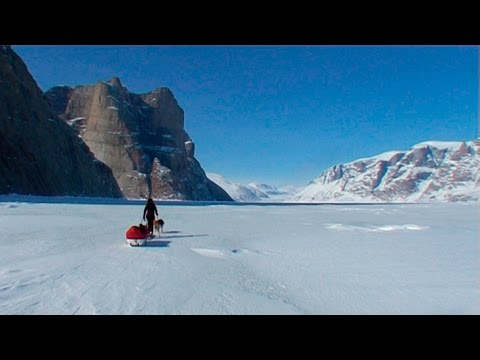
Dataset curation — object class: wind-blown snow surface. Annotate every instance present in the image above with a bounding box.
[0,198,478,314]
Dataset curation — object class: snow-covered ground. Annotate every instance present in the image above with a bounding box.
[0,197,478,314]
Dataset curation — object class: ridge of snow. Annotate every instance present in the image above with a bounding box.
[413,140,466,150]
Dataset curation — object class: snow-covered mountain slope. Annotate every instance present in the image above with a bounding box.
[248,183,284,196]
[206,173,269,201]
[206,174,297,202]
[292,140,480,203]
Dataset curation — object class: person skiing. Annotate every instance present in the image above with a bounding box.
[143,197,158,236]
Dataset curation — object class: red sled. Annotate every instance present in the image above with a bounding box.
[125,224,149,246]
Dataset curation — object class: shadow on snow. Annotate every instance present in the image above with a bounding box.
[145,240,171,247]
[156,234,209,240]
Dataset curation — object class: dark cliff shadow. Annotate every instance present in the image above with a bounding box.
[145,240,171,247]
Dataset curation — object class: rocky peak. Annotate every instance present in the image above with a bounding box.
[450,141,471,160]
[141,86,184,132]
[403,145,437,167]
[109,76,123,89]
[46,77,231,201]
[105,76,129,102]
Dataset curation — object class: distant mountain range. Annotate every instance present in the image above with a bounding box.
[292,140,480,202]
[206,173,297,202]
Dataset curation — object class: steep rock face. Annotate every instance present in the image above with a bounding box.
[0,46,122,197]
[46,78,232,201]
[292,141,480,202]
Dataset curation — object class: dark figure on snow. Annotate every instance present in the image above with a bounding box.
[143,197,158,236]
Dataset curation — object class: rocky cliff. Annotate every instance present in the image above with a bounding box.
[46,77,232,201]
[292,140,480,202]
[0,45,122,197]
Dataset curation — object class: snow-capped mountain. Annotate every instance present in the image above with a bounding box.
[247,183,284,196]
[292,140,480,203]
[247,183,297,201]
[207,174,297,202]
[206,173,268,201]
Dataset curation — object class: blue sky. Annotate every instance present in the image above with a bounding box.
[13,45,478,187]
